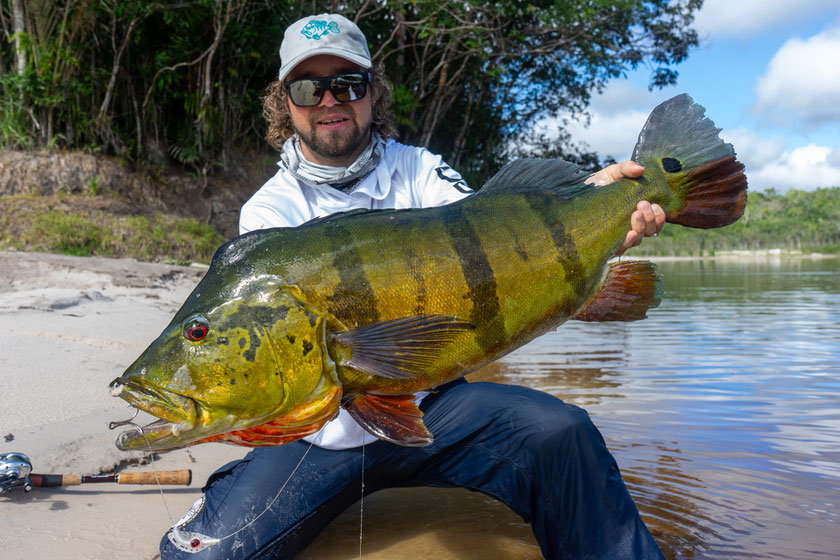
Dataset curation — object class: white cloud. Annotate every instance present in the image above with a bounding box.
[563,109,650,161]
[693,0,840,40]
[720,128,785,169]
[543,81,675,160]
[723,129,840,190]
[526,81,840,191]
[753,27,840,127]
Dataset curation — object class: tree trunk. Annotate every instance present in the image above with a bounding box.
[12,0,27,74]
[98,16,138,123]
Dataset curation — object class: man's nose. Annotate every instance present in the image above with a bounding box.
[319,89,339,107]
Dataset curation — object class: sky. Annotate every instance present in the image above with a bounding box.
[541,0,840,192]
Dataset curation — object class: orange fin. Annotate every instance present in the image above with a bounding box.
[196,421,326,447]
[573,260,662,322]
[191,384,341,448]
[667,154,748,229]
[330,314,474,379]
[343,393,433,446]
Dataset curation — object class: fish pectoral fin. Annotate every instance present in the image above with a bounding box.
[329,314,474,379]
[573,260,663,322]
[343,393,433,446]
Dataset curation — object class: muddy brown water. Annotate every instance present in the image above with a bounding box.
[300,257,840,559]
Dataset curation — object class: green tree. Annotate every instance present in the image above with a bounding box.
[1,0,703,186]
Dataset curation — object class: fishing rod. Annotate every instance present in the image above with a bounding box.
[0,452,191,494]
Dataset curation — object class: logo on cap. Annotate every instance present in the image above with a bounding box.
[301,20,340,40]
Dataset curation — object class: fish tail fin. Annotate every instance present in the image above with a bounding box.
[632,94,748,229]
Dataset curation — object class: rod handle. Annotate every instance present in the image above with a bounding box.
[30,474,71,487]
[119,470,192,486]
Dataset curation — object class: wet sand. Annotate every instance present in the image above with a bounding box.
[0,251,540,559]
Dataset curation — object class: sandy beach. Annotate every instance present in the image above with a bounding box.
[0,250,539,560]
[0,251,249,558]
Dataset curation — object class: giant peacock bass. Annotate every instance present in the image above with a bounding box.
[110,94,747,451]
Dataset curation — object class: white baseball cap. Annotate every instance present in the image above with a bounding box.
[278,14,372,83]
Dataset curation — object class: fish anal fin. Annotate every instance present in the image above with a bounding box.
[330,314,474,380]
[574,261,662,322]
[196,422,323,447]
[343,393,433,447]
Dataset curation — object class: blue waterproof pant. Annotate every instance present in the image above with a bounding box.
[161,380,663,559]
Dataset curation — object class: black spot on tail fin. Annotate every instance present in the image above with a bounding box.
[633,94,748,229]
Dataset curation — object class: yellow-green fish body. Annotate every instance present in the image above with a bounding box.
[110,94,747,450]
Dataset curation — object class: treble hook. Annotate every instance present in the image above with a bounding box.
[108,407,139,430]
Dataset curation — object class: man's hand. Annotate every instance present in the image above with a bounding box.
[586,160,665,256]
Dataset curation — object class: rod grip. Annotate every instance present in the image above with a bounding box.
[118,470,192,486]
[30,474,70,487]
[62,474,82,486]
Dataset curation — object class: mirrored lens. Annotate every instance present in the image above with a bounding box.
[286,73,369,107]
[287,80,323,107]
[331,75,367,103]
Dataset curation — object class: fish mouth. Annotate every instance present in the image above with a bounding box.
[109,378,198,451]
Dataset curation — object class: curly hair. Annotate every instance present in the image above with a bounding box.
[263,65,398,152]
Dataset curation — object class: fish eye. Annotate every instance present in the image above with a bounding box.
[183,317,210,342]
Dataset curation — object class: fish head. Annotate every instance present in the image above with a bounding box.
[109,276,338,451]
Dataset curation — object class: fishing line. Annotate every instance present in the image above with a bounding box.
[113,414,313,554]
[359,441,365,558]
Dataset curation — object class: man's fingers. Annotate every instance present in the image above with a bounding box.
[638,201,657,237]
[619,161,645,179]
[652,203,665,234]
[616,230,638,256]
[630,209,646,241]
[586,160,645,186]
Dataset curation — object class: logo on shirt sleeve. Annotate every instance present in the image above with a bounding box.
[434,165,473,194]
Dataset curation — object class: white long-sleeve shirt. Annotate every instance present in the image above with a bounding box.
[239,138,472,449]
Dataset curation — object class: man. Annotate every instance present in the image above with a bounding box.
[162,13,665,559]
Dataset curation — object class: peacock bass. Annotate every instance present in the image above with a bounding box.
[110,94,747,451]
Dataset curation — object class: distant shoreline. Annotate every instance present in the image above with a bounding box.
[637,249,840,262]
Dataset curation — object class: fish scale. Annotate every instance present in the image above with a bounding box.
[110,94,747,450]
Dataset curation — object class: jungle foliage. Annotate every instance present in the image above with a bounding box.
[0,0,702,185]
[0,192,225,262]
[629,187,840,256]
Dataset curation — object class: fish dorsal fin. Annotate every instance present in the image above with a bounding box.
[573,260,662,322]
[329,314,475,379]
[479,158,594,199]
[343,392,433,446]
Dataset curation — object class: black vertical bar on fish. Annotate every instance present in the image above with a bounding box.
[441,205,506,353]
[323,222,381,326]
[390,211,428,317]
[525,195,590,315]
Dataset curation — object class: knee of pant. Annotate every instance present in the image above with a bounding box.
[521,402,606,463]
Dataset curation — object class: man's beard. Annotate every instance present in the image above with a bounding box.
[294,116,371,161]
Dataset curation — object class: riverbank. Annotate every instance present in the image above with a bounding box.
[640,248,840,262]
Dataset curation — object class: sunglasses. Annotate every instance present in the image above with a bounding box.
[284,72,370,107]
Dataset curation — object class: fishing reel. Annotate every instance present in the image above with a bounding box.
[0,452,34,493]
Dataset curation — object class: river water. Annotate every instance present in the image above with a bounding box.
[303,257,840,559]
